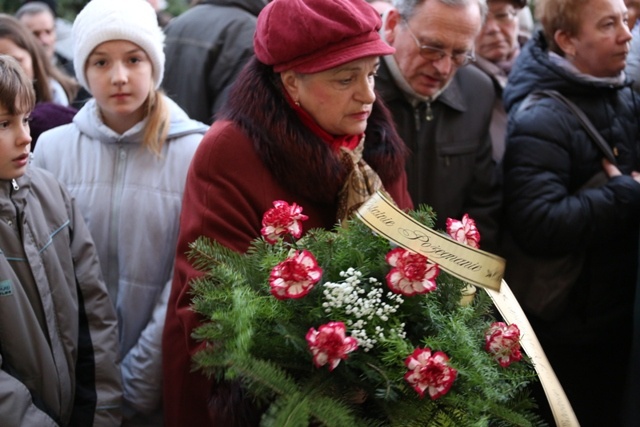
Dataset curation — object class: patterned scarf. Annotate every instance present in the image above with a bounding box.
[335,136,389,224]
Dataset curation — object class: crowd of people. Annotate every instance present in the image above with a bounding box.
[0,0,639,425]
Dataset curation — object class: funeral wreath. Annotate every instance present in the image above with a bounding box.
[187,201,545,426]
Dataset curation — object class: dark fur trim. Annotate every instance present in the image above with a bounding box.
[219,58,408,204]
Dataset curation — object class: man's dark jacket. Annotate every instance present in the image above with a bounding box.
[376,61,501,251]
[162,0,266,124]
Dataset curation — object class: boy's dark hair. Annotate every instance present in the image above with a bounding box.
[0,55,36,115]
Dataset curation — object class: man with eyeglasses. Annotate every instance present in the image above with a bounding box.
[472,0,529,162]
[377,0,501,252]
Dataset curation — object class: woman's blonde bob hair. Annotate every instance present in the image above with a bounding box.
[535,0,590,55]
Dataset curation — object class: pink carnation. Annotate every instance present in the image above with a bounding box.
[385,247,439,296]
[269,250,322,300]
[404,347,457,399]
[446,213,481,249]
[261,200,308,244]
[306,322,358,371]
[485,322,523,368]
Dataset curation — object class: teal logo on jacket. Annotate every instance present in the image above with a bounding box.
[0,280,12,296]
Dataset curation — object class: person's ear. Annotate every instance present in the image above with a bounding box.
[280,70,300,101]
[554,29,577,58]
[385,8,402,45]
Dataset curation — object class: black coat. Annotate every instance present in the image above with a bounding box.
[503,30,640,310]
[502,30,640,425]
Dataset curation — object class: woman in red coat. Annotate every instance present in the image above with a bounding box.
[162,0,413,424]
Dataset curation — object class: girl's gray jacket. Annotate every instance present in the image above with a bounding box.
[0,167,122,426]
[33,96,208,417]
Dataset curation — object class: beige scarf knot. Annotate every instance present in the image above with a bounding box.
[336,136,390,224]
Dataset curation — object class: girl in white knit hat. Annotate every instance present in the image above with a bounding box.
[32,0,208,425]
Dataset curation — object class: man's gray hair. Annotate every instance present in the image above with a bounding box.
[15,1,55,20]
[393,0,488,22]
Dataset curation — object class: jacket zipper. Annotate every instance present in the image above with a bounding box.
[9,179,22,239]
[106,146,127,301]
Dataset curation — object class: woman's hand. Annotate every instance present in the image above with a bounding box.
[602,158,640,183]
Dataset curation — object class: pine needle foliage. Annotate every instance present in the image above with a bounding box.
[189,205,546,426]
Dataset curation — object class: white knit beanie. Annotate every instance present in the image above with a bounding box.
[72,0,165,92]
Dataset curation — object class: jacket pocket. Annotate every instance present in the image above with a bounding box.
[438,140,479,167]
[438,140,478,156]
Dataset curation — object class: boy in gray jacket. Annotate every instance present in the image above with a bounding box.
[0,54,122,426]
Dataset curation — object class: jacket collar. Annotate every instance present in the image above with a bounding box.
[73,97,208,145]
[0,169,31,215]
[472,56,509,90]
[548,51,626,86]
[73,99,146,145]
[377,59,467,112]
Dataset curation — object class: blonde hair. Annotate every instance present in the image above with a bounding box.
[143,87,170,156]
[535,0,590,55]
[0,54,35,114]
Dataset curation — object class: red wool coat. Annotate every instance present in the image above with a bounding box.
[162,58,412,427]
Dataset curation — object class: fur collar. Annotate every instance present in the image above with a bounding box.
[219,58,407,204]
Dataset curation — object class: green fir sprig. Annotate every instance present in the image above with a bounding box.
[189,205,545,427]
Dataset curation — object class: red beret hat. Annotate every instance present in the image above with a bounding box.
[254,0,395,74]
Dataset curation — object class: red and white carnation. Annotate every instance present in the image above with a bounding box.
[306,321,358,371]
[261,200,309,244]
[404,347,457,400]
[446,213,481,249]
[485,322,522,368]
[385,248,439,296]
[269,250,322,300]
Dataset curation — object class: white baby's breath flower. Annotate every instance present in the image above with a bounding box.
[322,268,406,351]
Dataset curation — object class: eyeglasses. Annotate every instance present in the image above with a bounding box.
[487,8,518,24]
[403,19,475,67]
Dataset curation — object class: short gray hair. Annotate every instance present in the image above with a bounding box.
[15,2,55,20]
[393,0,488,23]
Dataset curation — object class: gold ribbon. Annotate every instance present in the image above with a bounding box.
[486,281,580,426]
[357,192,504,291]
[356,191,579,427]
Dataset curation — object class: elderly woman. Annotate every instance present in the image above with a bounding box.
[472,0,528,161]
[161,0,412,425]
[501,0,640,424]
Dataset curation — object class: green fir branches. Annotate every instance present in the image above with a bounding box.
[188,206,545,426]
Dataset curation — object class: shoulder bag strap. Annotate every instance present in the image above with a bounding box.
[534,89,618,165]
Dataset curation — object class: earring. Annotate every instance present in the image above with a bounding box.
[295,100,300,107]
